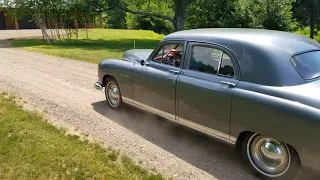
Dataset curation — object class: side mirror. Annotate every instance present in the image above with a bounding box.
[140,60,149,66]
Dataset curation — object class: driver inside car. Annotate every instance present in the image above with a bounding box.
[154,48,182,67]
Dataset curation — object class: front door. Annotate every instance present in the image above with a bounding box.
[133,41,186,119]
[177,42,239,137]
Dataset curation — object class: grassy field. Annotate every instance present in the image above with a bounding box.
[0,92,163,180]
[12,29,164,64]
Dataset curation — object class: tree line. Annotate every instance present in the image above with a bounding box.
[1,0,319,42]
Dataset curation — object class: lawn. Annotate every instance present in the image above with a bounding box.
[12,29,164,64]
[0,92,163,180]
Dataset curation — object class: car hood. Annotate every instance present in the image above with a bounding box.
[122,49,153,63]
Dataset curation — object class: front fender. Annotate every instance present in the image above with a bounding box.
[98,59,137,100]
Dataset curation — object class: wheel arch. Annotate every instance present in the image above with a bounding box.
[102,74,116,86]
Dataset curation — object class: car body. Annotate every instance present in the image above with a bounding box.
[95,28,320,179]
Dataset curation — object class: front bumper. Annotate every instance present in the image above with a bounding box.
[94,82,103,90]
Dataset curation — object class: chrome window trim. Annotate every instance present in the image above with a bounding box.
[122,96,237,145]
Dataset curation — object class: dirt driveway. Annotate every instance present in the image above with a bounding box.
[0,40,260,180]
[0,29,43,40]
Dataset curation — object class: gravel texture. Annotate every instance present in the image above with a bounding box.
[0,37,259,180]
[0,29,43,40]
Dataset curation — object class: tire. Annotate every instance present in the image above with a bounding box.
[104,78,122,108]
[241,133,301,180]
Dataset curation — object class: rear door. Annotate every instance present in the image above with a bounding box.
[177,42,239,137]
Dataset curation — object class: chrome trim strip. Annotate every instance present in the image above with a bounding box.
[178,117,235,144]
[123,96,176,120]
[122,96,236,145]
[134,100,176,120]
[122,96,134,104]
[230,136,237,143]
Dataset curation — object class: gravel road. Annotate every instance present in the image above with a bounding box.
[0,40,259,180]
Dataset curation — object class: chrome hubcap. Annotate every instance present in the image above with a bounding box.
[107,83,120,107]
[248,134,291,177]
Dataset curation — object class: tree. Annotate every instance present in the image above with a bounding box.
[115,0,194,31]
[238,0,296,31]
[293,0,320,39]
[3,0,101,42]
[124,0,173,33]
[186,0,251,29]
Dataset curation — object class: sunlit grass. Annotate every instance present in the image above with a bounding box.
[293,27,320,42]
[0,92,164,180]
[12,29,164,64]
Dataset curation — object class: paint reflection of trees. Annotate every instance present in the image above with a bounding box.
[190,59,234,76]
[190,58,217,74]
[219,65,234,77]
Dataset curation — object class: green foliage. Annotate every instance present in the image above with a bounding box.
[186,0,251,29]
[107,7,127,29]
[292,0,320,38]
[294,27,320,42]
[293,0,320,27]
[126,13,173,34]
[186,0,296,31]
[245,0,296,31]
[123,0,174,34]
[0,93,164,180]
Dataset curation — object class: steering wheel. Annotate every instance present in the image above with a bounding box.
[163,49,181,67]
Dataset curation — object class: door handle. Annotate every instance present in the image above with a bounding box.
[169,69,180,74]
[220,81,236,88]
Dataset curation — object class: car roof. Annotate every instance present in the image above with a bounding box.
[164,28,320,55]
[164,28,320,86]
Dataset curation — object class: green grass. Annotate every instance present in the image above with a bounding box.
[0,92,163,180]
[12,29,164,64]
[293,27,320,42]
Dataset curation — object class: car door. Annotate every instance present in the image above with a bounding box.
[177,42,239,138]
[133,41,186,120]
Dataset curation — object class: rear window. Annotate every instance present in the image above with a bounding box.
[290,51,320,80]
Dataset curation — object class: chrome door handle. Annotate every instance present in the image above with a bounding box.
[220,81,236,88]
[169,69,180,75]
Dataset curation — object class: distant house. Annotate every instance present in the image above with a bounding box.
[0,8,37,30]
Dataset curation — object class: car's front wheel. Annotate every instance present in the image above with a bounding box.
[241,133,300,180]
[105,78,122,108]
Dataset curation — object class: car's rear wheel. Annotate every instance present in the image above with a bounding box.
[241,133,300,180]
[105,78,122,108]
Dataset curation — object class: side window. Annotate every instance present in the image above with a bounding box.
[219,53,235,77]
[152,43,184,67]
[190,46,222,75]
[189,45,235,78]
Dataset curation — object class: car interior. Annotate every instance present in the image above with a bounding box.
[153,44,184,67]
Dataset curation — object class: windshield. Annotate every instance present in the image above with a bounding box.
[290,51,320,80]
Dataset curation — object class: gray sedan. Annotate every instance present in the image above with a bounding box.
[94,28,320,179]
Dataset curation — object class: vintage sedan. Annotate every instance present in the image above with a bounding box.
[94,28,320,179]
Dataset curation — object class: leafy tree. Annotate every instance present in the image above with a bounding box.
[246,0,296,31]
[293,0,320,38]
[114,0,194,31]
[186,0,251,29]
[124,0,173,33]
[186,0,295,31]
[107,7,127,29]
